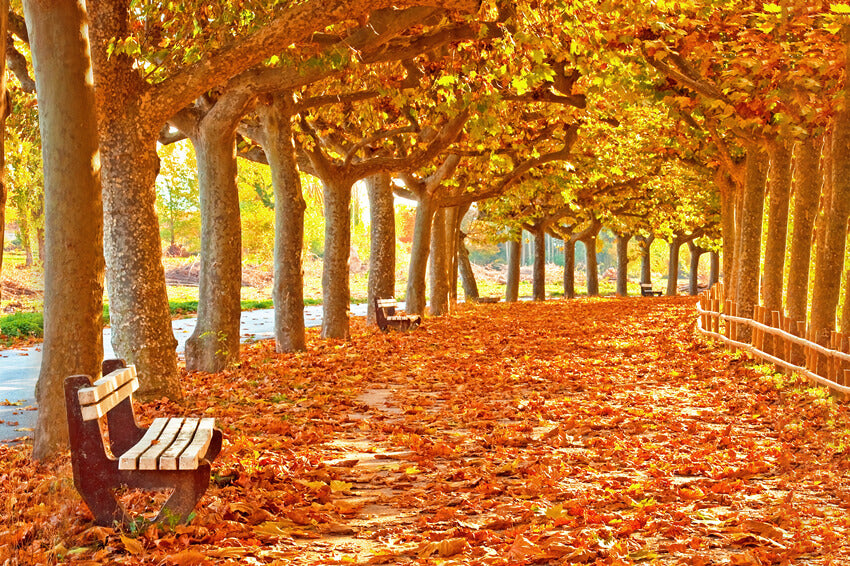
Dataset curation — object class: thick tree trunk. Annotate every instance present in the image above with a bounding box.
[709,251,720,287]
[563,238,576,299]
[19,211,33,266]
[761,138,792,314]
[810,87,850,344]
[261,95,306,352]
[185,102,247,372]
[532,227,546,301]
[582,231,600,297]
[405,196,434,315]
[25,0,105,459]
[36,227,45,265]
[666,239,682,296]
[615,233,630,296]
[366,172,395,325]
[429,208,449,316]
[444,206,461,309]
[715,170,737,294]
[458,232,479,302]
[636,234,654,285]
[735,144,770,335]
[505,237,521,302]
[786,137,821,325]
[687,241,704,296]
[321,177,352,339]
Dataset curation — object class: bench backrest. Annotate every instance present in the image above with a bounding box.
[376,299,397,309]
[639,283,652,289]
[77,365,139,421]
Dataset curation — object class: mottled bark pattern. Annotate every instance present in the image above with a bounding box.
[636,235,654,286]
[429,208,449,316]
[709,251,720,287]
[322,178,352,339]
[185,100,248,372]
[715,171,738,296]
[563,239,576,299]
[735,145,769,330]
[687,242,704,296]
[25,0,105,459]
[761,139,792,314]
[506,238,521,302]
[615,233,631,297]
[405,196,434,315]
[532,228,546,301]
[666,239,682,297]
[786,137,821,324]
[260,96,306,352]
[580,224,601,297]
[458,233,479,302]
[810,52,850,343]
[366,172,395,325]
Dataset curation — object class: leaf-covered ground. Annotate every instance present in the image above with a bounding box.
[3,297,850,565]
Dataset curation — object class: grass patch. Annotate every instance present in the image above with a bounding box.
[0,312,43,338]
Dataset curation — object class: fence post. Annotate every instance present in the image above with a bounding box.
[771,311,782,362]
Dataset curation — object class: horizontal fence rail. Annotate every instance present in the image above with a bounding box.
[696,283,850,398]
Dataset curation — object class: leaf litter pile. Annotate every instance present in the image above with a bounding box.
[3,297,850,565]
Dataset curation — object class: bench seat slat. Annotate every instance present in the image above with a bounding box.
[138,418,184,470]
[158,418,200,470]
[79,378,140,421]
[179,418,216,470]
[77,366,137,406]
[118,418,169,470]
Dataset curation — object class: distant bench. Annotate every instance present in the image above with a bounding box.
[374,298,421,331]
[64,359,222,526]
[640,283,662,297]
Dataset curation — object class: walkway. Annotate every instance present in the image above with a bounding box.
[0,302,370,442]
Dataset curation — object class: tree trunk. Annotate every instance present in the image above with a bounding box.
[810,84,850,344]
[18,210,33,266]
[321,177,352,339]
[687,241,704,296]
[735,144,769,330]
[25,0,105,459]
[761,138,792,315]
[261,95,306,352]
[715,170,737,295]
[0,0,5,300]
[786,137,821,325]
[506,237,521,302]
[36,227,45,265]
[636,234,654,285]
[582,231,600,297]
[615,233,630,296]
[444,206,461,309]
[185,98,249,373]
[532,227,546,301]
[429,207,449,316]
[366,171,395,325]
[563,238,576,299]
[842,266,850,336]
[709,251,719,287]
[89,4,179,402]
[666,239,681,296]
[405,195,434,315]
[458,232,479,302]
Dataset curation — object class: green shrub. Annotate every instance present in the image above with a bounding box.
[0,312,44,338]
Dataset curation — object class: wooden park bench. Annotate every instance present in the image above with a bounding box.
[640,283,663,297]
[375,298,421,331]
[64,359,222,526]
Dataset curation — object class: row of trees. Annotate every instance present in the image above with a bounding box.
[10,1,850,459]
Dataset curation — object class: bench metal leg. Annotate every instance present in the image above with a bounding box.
[77,478,133,527]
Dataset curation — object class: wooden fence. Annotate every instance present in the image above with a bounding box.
[696,283,850,398]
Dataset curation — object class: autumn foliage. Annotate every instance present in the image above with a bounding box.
[3,299,850,565]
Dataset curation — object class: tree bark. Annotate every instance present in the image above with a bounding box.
[444,206,461,309]
[260,95,306,352]
[405,195,434,315]
[709,251,719,287]
[810,73,850,344]
[185,95,251,373]
[563,238,576,299]
[735,144,770,332]
[429,207,449,315]
[580,225,601,297]
[666,238,682,296]
[761,138,793,315]
[458,231,479,302]
[321,176,352,339]
[18,210,33,266]
[505,237,521,302]
[786,137,821,325]
[25,0,105,459]
[636,234,654,285]
[366,171,395,325]
[715,170,738,295]
[615,233,630,296]
[532,226,546,301]
[0,0,5,301]
[687,241,704,296]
